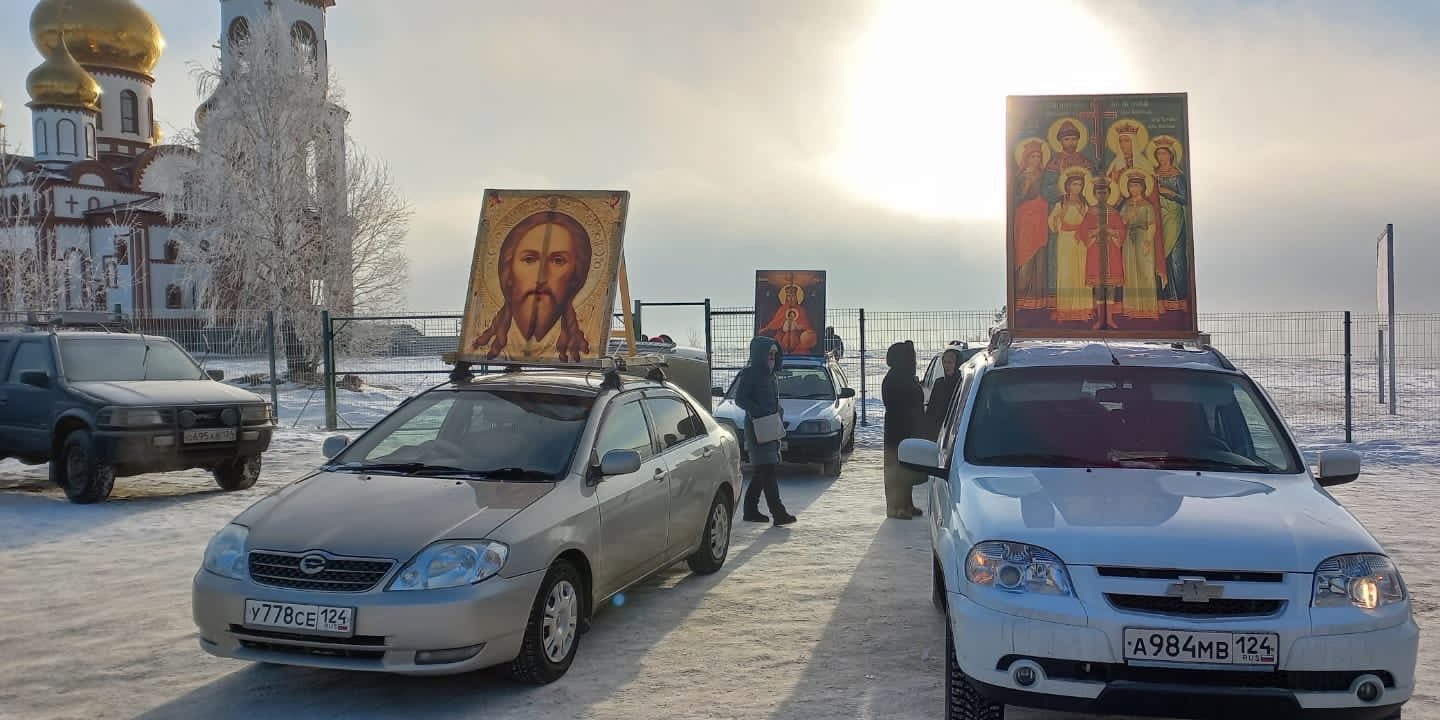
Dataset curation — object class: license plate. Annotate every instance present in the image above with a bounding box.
[244,600,354,636]
[1124,628,1278,665]
[184,427,237,444]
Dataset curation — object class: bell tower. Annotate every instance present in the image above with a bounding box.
[220,0,334,79]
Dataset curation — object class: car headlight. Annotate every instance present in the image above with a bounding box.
[202,524,249,580]
[387,540,508,591]
[1313,553,1406,609]
[242,403,273,424]
[796,419,840,434]
[965,541,1072,596]
[98,407,170,427]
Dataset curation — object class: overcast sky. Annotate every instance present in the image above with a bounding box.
[2,0,1435,315]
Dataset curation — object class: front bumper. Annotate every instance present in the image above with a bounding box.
[781,430,843,463]
[96,424,273,474]
[947,589,1418,719]
[192,565,545,676]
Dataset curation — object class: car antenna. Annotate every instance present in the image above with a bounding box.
[1102,339,1121,366]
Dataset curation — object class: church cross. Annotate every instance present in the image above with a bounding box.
[1076,100,1118,164]
[66,195,79,213]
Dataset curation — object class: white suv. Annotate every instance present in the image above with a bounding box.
[900,335,1417,720]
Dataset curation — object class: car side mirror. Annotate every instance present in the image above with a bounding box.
[898,438,945,477]
[19,370,50,389]
[206,369,225,381]
[712,386,724,396]
[599,449,642,477]
[321,434,351,459]
[838,387,856,399]
[1315,448,1361,487]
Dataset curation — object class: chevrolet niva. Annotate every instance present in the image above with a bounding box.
[901,335,1417,720]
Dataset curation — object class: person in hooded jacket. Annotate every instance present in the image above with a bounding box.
[924,347,964,438]
[882,340,926,519]
[733,336,797,526]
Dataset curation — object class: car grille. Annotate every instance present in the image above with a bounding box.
[248,551,394,592]
[178,406,236,429]
[1096,566,1285,583]
[1106,593,1285,617]
[995,655,1395,691]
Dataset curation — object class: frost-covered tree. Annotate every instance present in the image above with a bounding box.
[175,9,410,380]
[0,148,69,316]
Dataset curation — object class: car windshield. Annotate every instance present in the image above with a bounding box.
[963,366,1302,474]
[60,337,206,382]
[775,367,835,400]
[329,389,595,480]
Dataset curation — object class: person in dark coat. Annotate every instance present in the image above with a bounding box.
[882,340,925,519]
[823,327,845,358]
[924,348,964,438]
[733,336,797,526]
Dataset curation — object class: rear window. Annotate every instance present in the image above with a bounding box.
[963,366,1301,474]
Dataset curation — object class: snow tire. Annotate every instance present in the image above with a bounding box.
[841,415,856,453]
[59,429,115,504]
[946,619,1003,720]
[214,455,262,491]
[510,560,583,685]
[822,455,843,477]
[687,490,732,575]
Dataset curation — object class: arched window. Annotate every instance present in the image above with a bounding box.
[96,107,103,131]
[86,124,95,157]
[147,98,155,140]
[7,197,18,217]
[34,119,48,153]
[88,197,101,211]
[115,236,129,264]
[57,118,77,156]
[121,91,139,134]
[164,239,180,263]
[291,21,318,62]
[228,17,250,48]
[165,284,182,309]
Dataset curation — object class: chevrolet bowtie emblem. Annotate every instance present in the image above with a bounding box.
[1165,577,1224,603]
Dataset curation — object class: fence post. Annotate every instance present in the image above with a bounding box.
[1386,223,1397,415]
[858,308,868,427]
[266,310,280,423]
[633,299,643,340]
[322,310,337,431]
[702,298,713,367]
[1343,311,1352,444]
[1377,327,1385,405]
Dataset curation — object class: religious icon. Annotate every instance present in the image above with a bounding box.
[754,270,826,355]
[1006,93,1198,339]
[458,190,629,364]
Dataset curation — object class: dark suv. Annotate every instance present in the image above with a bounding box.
[0,317,276,503]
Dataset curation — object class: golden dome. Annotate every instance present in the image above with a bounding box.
[26,34,102,112]
[31,0,165,76]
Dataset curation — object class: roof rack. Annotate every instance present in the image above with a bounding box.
[984,329,1233,370]
[0,310,132,334]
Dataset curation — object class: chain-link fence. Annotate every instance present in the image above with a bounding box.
[311,308,1439,446]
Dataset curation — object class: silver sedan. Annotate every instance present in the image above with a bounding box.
[192,369,742,683]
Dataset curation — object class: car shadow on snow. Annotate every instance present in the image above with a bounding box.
[129,468,841,720]
[0,474,246,551]
[764,491,1166,720]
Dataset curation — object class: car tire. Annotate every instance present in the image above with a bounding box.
[214,455,262,491]
[932,555,947,612]
[947,620,1004,719]
[510,560,584,685]
[822,455,842,477]
[842,415,856,453]
[686,490,732,575]
[58,429,115,504]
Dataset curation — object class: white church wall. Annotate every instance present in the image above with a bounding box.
[90,70,156,150]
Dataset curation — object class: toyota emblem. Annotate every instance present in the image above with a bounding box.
[299,555,327,575]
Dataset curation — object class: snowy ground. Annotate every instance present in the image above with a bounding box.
[1,426,1437,720]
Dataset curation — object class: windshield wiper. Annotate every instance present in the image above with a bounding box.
[973,453,1116,468]
[1113,454,1272,473]
[468,467,558,481]
[329,462,471,475]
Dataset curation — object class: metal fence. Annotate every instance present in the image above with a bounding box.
[6,307,1431,445]
[305,308,1439,446]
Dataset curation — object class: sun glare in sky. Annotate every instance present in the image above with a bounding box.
[830,0,1136,221]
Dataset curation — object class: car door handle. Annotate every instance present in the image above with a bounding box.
[702,446,714,457]
[653,468,667,481]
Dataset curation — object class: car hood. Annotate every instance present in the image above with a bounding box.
[69,380,264,406]
[959,468,1381,572]
[711,398,836,426]
[236,471,555,559]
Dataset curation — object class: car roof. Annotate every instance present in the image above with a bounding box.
[783,354,832,367]
[978,339,1239,374]
[443,368,672,398]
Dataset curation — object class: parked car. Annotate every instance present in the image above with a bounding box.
[710,352,857,476]
[0,314,275,503]
[192,367,741,682]
[900,335,1417,720]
